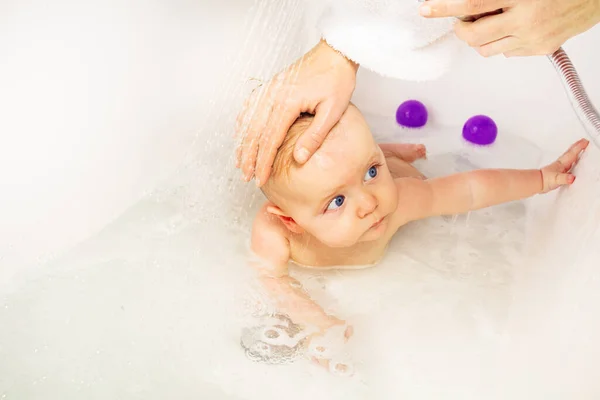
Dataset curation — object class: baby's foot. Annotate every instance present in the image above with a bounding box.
[380,143,427,163]
[398,144,427,162]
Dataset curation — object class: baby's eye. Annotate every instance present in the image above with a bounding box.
[364,165,378,181]
[326,195,345,211]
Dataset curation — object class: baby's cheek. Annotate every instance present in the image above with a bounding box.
[323,220,360,247]
[381,182,399,209]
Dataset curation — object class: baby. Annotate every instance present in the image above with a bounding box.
[249,103,588,368]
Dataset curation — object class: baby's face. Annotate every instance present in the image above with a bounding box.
[282,106,399,248]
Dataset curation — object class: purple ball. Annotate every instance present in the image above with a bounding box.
[396,100,428,128]
[462,115,498,145]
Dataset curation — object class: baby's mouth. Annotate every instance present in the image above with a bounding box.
[371,216,384,228]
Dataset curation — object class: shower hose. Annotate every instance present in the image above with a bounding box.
[549,47,600,149]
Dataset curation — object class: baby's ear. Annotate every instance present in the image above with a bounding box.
[266,205,304,234]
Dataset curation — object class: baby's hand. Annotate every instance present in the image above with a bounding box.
[306,320,354,376]
[540,138,589,193]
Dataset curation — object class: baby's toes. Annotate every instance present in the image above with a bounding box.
[402,144,426,162]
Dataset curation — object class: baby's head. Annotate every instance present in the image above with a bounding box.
[262,104,398,247]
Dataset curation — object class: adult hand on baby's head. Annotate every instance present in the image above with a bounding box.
[541,138,589,193]
[235,39,358,186]
[419,0,600,57]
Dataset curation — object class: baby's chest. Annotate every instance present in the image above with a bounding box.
[288,236,390,269]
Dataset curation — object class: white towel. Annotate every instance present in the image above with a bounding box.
[316,0,461,81]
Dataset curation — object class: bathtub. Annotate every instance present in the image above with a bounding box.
[1,0,599,399]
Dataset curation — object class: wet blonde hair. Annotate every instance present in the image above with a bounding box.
[262,113,314,201]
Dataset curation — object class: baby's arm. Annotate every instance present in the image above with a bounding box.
[395,139,588,223]
[250,206,345,333]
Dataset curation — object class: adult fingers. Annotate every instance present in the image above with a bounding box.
[503,47,530,57]
[454,12,515,48]
[419,0,511,18]
[235,96,253,167]
[293,99,346,164]
[239,95,274,181]
[235,89,262,170]
[504,44,563,57]
[254,104,302,186]
[476,35,520,57]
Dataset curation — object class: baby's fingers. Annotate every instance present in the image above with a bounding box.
[542,169,576,193]
[310,356,354,377]
[557,172,576,186]
[557,138,589,171]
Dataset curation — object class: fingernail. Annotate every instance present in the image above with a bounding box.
[255,178,261,187]
[296,148,310,163]
[419,5,432,16]
[569,175,576,183]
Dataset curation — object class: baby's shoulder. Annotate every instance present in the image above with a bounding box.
[250,202,291,265]
[388,178,417,227]
[252,202,288,236]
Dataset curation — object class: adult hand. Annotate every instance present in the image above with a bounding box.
[419,0,600,57]
[236,39,358,186]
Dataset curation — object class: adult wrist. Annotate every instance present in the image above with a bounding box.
[319,38,360,72]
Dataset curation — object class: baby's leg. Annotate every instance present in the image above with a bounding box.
[379,143,426,163]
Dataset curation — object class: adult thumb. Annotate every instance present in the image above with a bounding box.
[293,101,345,164]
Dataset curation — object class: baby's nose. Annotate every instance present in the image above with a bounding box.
[357,192,377,218]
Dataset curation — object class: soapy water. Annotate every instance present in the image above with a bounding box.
[2,0,600,399]
[233,119,536,383]
[239,312,354,377]
[0,118,542,400]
